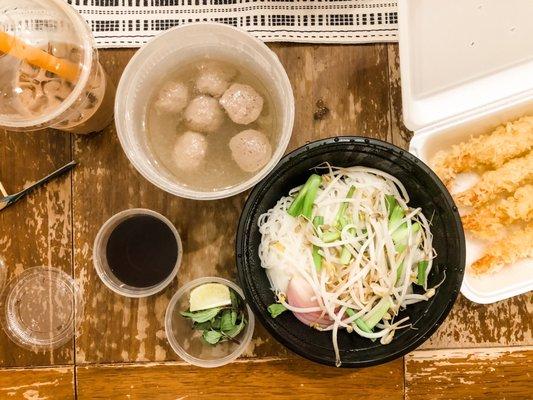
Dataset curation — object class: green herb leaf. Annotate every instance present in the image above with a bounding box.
[230,289,240,309]
[225,314,246,338]
[268,303,288,318]
[193,321,212,331]
[203,330,222,345]
[220,310,235,331]
[211,315,221,330]
[180,307,222,323]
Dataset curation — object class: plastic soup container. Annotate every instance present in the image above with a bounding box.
[115,23,295,200]
[0,0,115,134]
[399,0,533,303]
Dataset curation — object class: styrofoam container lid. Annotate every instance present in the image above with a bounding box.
[399,0,533,131]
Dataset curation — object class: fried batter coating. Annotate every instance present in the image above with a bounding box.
[455,151,533,207]
[432,116,533,187]
[470,224,533,274]
[462,184,533,239]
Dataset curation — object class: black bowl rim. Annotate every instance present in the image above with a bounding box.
[236,136,466,368]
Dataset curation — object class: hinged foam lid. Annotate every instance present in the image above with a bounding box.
[399,0,533,131]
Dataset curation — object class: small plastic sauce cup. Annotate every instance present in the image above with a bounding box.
[165,277,255,368]
[93,208,183,298]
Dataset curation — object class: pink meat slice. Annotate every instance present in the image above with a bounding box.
[286,275,332,327]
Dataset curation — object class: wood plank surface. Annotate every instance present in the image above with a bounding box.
[0,38,530,400]
[0,129,74,367]
[72,44,393,364]
[0,366,74,399]
[405,347,533,400]
[76,357,404,400]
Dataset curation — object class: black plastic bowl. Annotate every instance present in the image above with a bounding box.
[236,136,465,368]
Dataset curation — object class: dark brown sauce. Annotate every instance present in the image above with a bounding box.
[105,215,178,288]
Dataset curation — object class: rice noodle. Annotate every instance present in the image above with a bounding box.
[258,165,436,366]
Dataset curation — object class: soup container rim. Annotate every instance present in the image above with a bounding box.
[114,22,295,200]
[165,276,255,368]
[235,136,466,367]
[92,208,183,298]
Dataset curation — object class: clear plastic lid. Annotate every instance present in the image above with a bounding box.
[165,277,255,368]
[0,0,95,129]
[0,267,83,350]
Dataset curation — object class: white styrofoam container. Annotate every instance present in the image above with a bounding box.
[399,0,533,303]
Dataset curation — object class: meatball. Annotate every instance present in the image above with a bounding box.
[173,131,208,171]
[155,81,190,114]
[195,62,236,98]
[219,83,264,125]
[229,129,272,172]
[184,95,224,133]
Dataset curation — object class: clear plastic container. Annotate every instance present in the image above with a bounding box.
[115,23,294,200]
[165,277,255,368]
[93,208,183,298]
[0,0,115,134]
[0,267,83,350]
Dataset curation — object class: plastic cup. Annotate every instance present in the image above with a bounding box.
[0,0,115,134]
[165,277,255,368]
[0,267,83,350]
[93,209,183,298]
[115,23,294,200]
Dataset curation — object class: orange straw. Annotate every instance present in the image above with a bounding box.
[0,31,80,83]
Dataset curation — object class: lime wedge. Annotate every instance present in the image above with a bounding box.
[189,283,232,312]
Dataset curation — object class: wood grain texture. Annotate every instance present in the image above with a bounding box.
[72,44,392,364]
[77,357,403,400]
[0,129,74,367]
[423,293,533,349]
[387,44,411,149]
[405,346,533,400]
[0,366,74,399]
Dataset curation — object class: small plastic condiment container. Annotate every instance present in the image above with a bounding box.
[0,266,83,350]
[165,277,255,368]
[115,23,294,200]
[399,0,533,303]
[0,0,115,134]
[93,208,183,298]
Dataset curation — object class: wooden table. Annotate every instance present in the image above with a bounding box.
[0,43,531,400]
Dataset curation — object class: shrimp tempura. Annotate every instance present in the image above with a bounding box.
[455,151,533,207]
[462,184,533,239]
[432,116,533,187]
[470,224,533,274]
